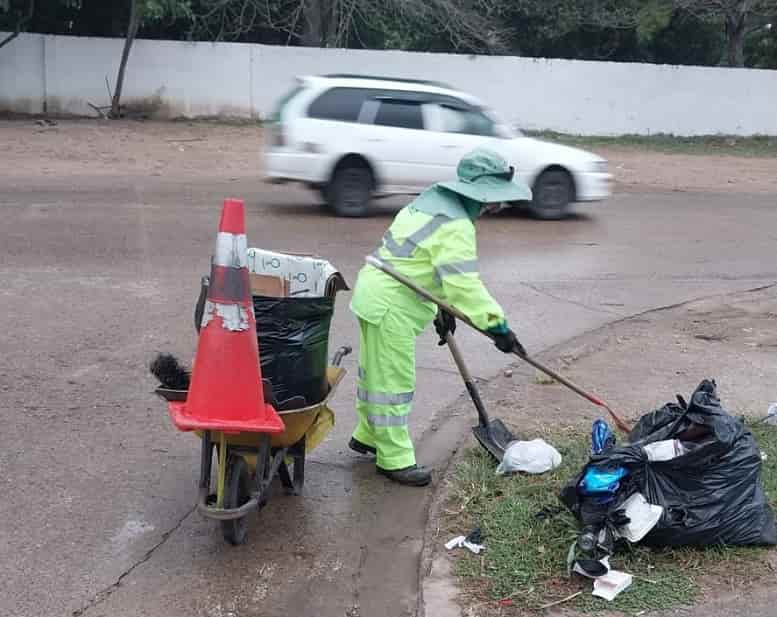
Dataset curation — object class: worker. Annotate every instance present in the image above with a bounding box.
[348,148,532,486]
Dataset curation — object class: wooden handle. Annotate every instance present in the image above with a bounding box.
[365,255,633,433]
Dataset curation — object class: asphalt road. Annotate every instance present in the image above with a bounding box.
[2,170,776,617]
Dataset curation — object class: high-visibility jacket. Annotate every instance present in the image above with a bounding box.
[351,186,505,332]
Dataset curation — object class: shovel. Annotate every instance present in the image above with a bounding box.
[365,256,632,437]
[445,329,516,460]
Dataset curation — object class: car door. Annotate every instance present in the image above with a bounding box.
[357,93,442,193]
[425,101,504,183]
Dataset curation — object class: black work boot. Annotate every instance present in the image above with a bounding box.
[349,437,376,456]
[377,465,432,487]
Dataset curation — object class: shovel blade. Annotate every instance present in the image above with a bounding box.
[472,418,516,461]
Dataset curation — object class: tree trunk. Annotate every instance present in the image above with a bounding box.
[724,14,746,68]
[111,0,141,118]
[302,0,323,46]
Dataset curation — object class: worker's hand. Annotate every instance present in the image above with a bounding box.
[434,310,456,346]
[491,328,526,356]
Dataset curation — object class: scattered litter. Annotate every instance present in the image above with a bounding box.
[764,402,777,426]
[503,368,513,378]
[446,527,485,554]
[592,569,632,601]
[445,535,485,555]
[616,492,663,543]
[496,439,562,475]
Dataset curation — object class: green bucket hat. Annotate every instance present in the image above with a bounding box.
[438,148,532,204]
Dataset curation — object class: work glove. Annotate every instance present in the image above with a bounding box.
[488,323,526,356]
[434,310,456,346]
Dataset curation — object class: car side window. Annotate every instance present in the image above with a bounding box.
[307,88,369,123]
[373,99,425,130]
[438,104,496,137]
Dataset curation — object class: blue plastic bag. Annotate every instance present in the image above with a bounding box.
[591,418,616,455]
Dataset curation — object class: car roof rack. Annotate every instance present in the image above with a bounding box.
[321,74,453,89]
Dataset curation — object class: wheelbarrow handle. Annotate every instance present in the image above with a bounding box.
[365,255,632,434]
[332,345,352,367]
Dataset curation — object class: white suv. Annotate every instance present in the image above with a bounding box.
[264,74,611,218]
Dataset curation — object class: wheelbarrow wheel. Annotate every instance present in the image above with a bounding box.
[221,455,251,545]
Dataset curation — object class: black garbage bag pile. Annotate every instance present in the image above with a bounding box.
[561,379,776,553]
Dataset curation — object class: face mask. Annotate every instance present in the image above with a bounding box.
[482,203,507,215]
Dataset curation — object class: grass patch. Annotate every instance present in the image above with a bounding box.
[527,131,777,158]
[444,423,777,614]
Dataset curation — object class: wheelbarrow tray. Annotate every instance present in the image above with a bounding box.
[157,366,345,453]
[194,365,344,458]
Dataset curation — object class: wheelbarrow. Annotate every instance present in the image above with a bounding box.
[155,345,351,545]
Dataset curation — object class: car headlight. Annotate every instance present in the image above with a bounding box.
[589,160,608,173]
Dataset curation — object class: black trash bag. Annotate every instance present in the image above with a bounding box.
[252,295,334,407]
[561,379,777,548]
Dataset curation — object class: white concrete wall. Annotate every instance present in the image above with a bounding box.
[2,32,777,135]
[0,32,46,114]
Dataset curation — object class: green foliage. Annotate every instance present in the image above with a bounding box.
[140,0,192,22]
[6,0,776,69]
[533,131,777,158]
[636,0,674,43]
[747,23,777,68]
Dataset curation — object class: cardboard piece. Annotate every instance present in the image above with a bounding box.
[249,273,289,298]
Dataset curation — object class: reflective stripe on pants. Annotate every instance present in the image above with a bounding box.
[352,315,417,470]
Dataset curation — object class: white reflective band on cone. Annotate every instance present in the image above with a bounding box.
[214,232,248,268]
[201,300,250,331]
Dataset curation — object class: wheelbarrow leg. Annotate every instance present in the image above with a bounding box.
[253,434,271,505]
[279,435,305,496]
[198,430,213,499]
[278,456,294,494]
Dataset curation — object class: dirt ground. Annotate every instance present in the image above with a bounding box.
[478,285,777,434]
[3,119,777,194]
[432,285,777,617]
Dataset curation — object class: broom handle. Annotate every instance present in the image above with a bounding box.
[365,256,632,433]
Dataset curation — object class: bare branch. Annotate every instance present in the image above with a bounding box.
[0,0,34,50]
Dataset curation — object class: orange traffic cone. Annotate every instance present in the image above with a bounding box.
[168,198,285,434]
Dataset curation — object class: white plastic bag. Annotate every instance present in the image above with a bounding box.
[496,439,562,475]
[643,439,686,462]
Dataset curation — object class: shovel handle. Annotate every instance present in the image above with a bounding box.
[365,255,633,434]
[445,332,492,429]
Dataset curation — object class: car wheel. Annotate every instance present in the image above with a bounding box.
[530,169,573,220]
[327,162,373,217]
